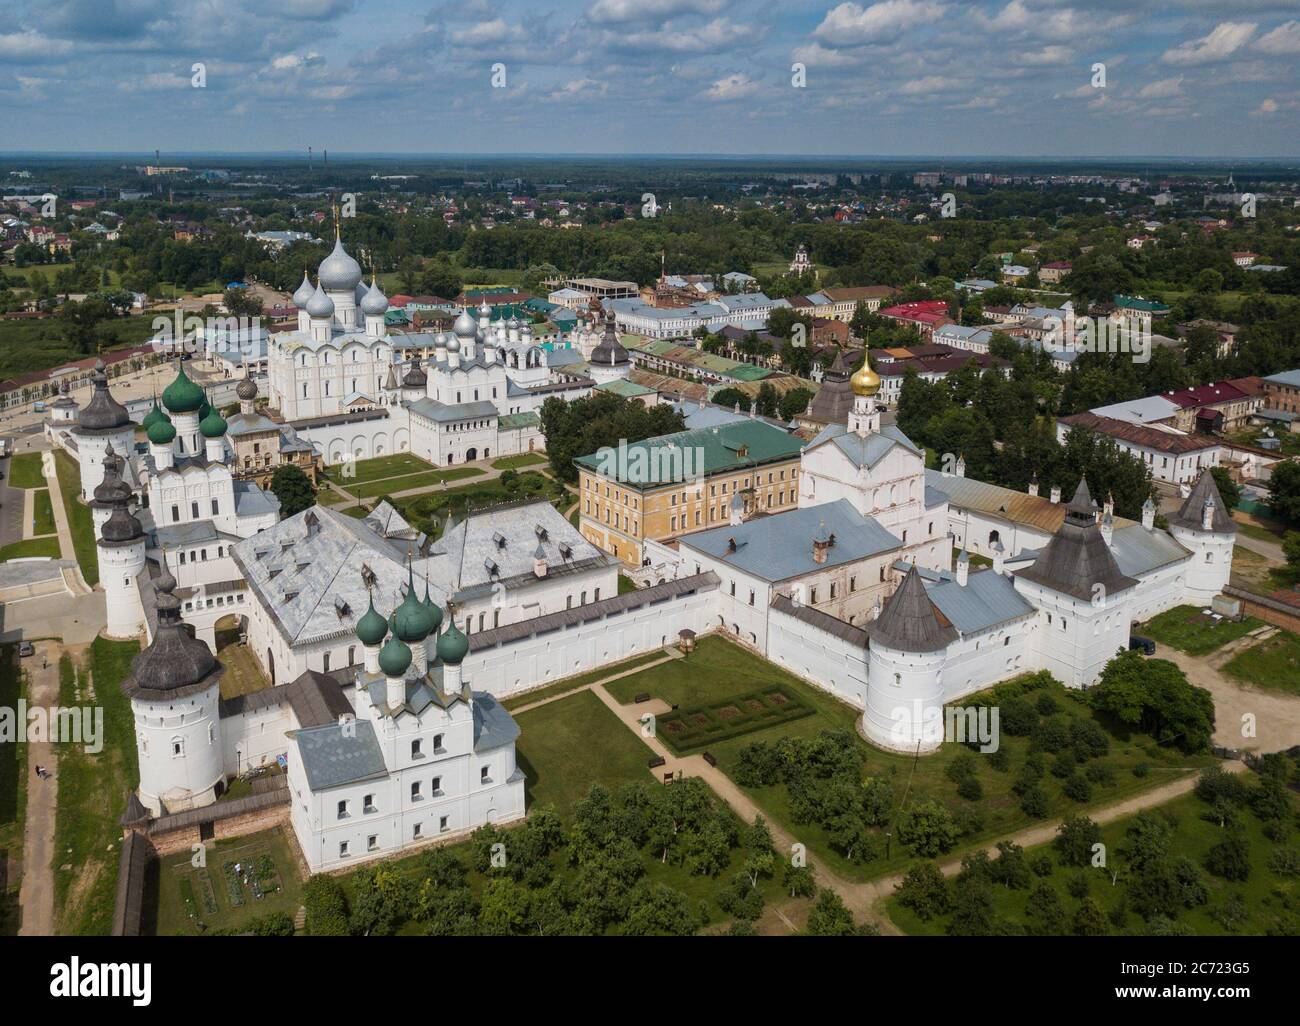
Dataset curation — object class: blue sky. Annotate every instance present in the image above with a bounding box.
[1,0,1298,156]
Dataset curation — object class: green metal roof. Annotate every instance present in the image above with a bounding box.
[595,379,656,397]
[573,419,803,488]
[498,411,540,430]
[625,337,775,381]
[1114,294,1171,313]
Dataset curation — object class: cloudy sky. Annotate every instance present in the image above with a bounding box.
[1,0,1298,157]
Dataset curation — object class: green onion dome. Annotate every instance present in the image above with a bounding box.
[435,618,469,666]
[393,565,435,642]
[355,595,388,647]
[141,401,170,431]
[378,631,412,678]
[147,417,177,446]
[422,579,443,635]
[161,361,205,414]
[199,407,228,438]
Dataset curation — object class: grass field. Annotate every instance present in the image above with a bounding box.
[349,466,484,501]
[7,452,47,489]
[52,637,139,935]
[0,645,27,935]
[0,537,61,561]
[0,314,158,382]
[604,635,1213,882]
[53,450,98,586]
[32,489,55,536]
[1221,631,1300,696]
[513,689,658,815]
[397,472,568,540]
[500,649,672,712]
[888,789,1300,936]
[1137,605,1265,656]
[217,644,272,700]
[491,453,547,470]
[322,453,436,486]
[149,826,304,936]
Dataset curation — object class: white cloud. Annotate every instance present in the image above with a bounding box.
[0,31,72,60]
[1162,21,1256,65]
[450,18,526,46]
[1255,97,1279,114]
[898,75,954,95]
[270,52,322,71]
[1254,20,1300,55]
[1138,76,1183,99]
[706,72,759,100]
[587,0,726,24]
[812,0,945,46]
[617,17,747,54]
[982,1,1127,39]
[544,78,608,100]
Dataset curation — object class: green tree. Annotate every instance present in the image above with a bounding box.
[805,888,856,936]
[894,861,952,920]
[269,464,317,518]
[1024,883,1068,936]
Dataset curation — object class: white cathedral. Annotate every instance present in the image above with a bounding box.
[265,229,624,468]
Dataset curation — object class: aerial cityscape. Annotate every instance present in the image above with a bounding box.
[1,2,1299,984]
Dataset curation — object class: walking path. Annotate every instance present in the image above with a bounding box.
[40,452,78,564]
[17,640,63,936]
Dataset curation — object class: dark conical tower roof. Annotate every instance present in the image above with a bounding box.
[74,359,133,434]
[868,564,956,653]
[122,570,222,700]
[1168,468,1235,534]
[1015,476,1138,602]
[807,350,858,424]
[589,308,629,367]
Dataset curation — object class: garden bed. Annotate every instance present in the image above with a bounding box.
[654,685,814,752]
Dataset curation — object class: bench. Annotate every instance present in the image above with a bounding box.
[648,755,666,769]
[702,752,717,767]
[635,692,651,703]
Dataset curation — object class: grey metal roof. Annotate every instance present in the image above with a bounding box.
[679,499,901,582]
[1109,522,1191,577]
[472,692,520,752]
[867,563,957,653]
[407,397,499,423]
[806,421,921,469]
[293,718,388,792]
[1167,468,1236,534]
[152,519,230,548]
[226,411,280,436]
[233,479,281,518]
[924,483,949,509]
[925,568,1036,635]
[770,592,869,646]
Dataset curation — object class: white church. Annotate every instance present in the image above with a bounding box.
[265,229,621,468]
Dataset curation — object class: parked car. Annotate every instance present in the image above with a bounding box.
[18,642,34,657]
[1129,634,1156,656]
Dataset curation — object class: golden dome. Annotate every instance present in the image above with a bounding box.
[850,351,881,397]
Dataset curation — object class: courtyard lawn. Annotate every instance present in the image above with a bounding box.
[52,637,139,935]
[349,466,484,501]
[500,649,673,711]
[217,644,272,700]
[322,452,435,486]
[32,489,56,535]
[0,645,27,935]
[53,449,98,586]
[1221,631,1300,696]
[604,635,1213,882]
[1137,605,1265,656]
[315,486,351,507]
[889,789,1300,936]
[7,452,47,489]
[513,689,658,816]
[396,473,569,540]
[617,573,638,595]
[0,537,61,561]
[491,453,547,470]
[148,825,304,936]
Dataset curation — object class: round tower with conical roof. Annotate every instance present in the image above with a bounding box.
[71,358,136,500]
[91,444,147,638]
[1167,468,1236,604]
[124,566,225,813]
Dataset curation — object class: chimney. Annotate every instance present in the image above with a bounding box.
[1027,475,1039,497]
[533,544,548,578]
[992,540,1005,576]
[955,454,966,478]
[812,521,831,564]
[1202,495,1216,531]
[1141,497,1155,530]
[1100,513,1114,547]
[1050,485,1061,504]
[955,548,969,586]
[1103,491,1115,519]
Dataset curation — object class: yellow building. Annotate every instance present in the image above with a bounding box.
[574,419,805,566]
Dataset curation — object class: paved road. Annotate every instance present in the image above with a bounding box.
[17,640,63,936]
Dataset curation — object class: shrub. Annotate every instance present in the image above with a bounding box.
[1050,751,1076,779]
[957,775,983,801]
[1066,873,1090,899]
[303,874,350,936]
[986,746,1011,772]
[1205,829,1252,882]
[1029,852,1054,877]
[1062,773,1093,803]
[945,750,978,784]
[1068,718,1110,761]
[1133,762,1150,778]
[1035,692,1059,716]
[1055,815,1102,867]
[1085,761,1115,785]
[897,801,960,857]
[895,861,952,921]
[1032,716,1070,753]
[999,696,1038,736]
[1020,785,1048,819]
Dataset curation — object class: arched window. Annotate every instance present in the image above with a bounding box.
[988,529,1001,546]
